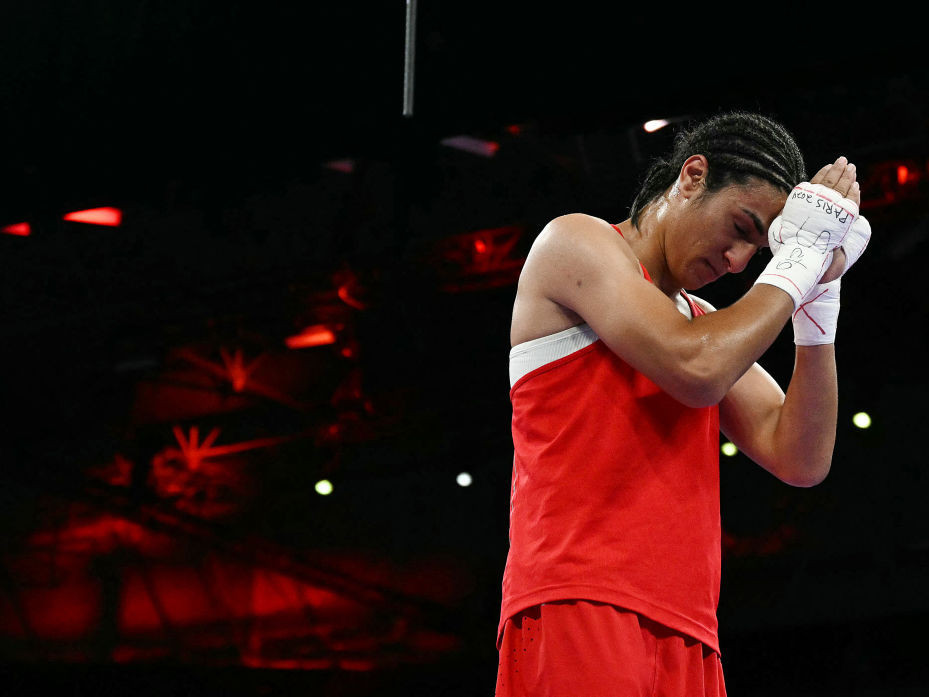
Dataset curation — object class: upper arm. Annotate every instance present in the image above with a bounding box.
[526,214,713,406]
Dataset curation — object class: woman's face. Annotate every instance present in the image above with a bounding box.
[667,179,788,290]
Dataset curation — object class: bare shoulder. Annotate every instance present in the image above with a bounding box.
[522,213,639,286]
[533,213,626,250]
[510,213,642,346]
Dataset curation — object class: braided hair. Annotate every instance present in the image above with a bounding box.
[629,112,807,226]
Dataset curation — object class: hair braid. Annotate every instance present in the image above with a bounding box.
[629,111,806,226]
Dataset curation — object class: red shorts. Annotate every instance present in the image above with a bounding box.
[495,600,726,697]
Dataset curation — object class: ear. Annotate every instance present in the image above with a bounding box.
[678,154,709,199]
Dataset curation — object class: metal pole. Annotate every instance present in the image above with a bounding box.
[402,0,417,117]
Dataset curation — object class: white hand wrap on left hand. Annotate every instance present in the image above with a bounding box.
[792,278,841,345]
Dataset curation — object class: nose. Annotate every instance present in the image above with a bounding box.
[724,241,756,274]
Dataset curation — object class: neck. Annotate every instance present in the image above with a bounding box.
[616,212,682,298]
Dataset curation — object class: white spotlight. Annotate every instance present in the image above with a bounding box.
[643,119,670,133]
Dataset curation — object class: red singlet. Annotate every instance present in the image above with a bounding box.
[500,225,722,654]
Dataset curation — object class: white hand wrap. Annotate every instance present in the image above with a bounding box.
[768,208,871,278]
[754,182,859,308]
[836,212,871,276]
[792,278,841,345]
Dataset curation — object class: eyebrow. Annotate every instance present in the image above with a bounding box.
[740,208,766,241]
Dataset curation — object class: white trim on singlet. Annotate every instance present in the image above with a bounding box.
[509,323,599,387]
[508,296,696,388]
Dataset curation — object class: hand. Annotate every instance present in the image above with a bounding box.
[755,158,861,309]
[810,156,860,206]
[811,157,859,283]
[784,156,871,345]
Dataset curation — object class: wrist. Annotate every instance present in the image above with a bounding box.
[792,279,841,346]
[755,247,832,310]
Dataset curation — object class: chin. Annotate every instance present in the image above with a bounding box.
[684,269,710,291]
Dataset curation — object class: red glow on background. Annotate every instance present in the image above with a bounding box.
[63,207,123,226]
[172,424,220,471]
[430,224,526,292]
[28,514,148,551]
[219,347,256,392]
[19,582,102,639]
[1,222,31,236]
[722,524,799,557]
[164,426,295,476]
[336,340,364,368]
[119,565,219,633]
[285,325,337,349]
[337,283,367,310]
[860,159,926,210]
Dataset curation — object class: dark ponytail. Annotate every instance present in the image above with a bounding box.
[629,112,807,226]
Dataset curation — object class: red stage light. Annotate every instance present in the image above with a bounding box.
[473,239,488,254]
[337,283,368,310]
[285,325,338,349]
[324,158,355,174]
[1,222,31,236]
[859,159,925,210]
[218,347,257,393]
[63,207,123,226]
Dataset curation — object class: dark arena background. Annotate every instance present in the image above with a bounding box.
[1,4,927,695]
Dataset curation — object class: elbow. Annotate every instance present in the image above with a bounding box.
[666,338,735,408]
[676,383,728,409]
[676,389,726,410]
[782,461,832,488]
[670,362,730,409]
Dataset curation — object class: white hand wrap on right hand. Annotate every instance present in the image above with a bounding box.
[835,212,871,277]
[754,182,859,309]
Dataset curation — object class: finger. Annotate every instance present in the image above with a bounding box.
[818,156,849,190]
[847,181,861,207]
[833,162,857,197]
[809,163,833,186]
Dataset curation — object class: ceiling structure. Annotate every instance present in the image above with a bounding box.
[1,3,928,695]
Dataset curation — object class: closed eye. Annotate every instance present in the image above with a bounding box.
[739,207,768,246]
[735,222,767,256]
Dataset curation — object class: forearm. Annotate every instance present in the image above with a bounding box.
[678,284,794,406]
[770,344,838,486]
